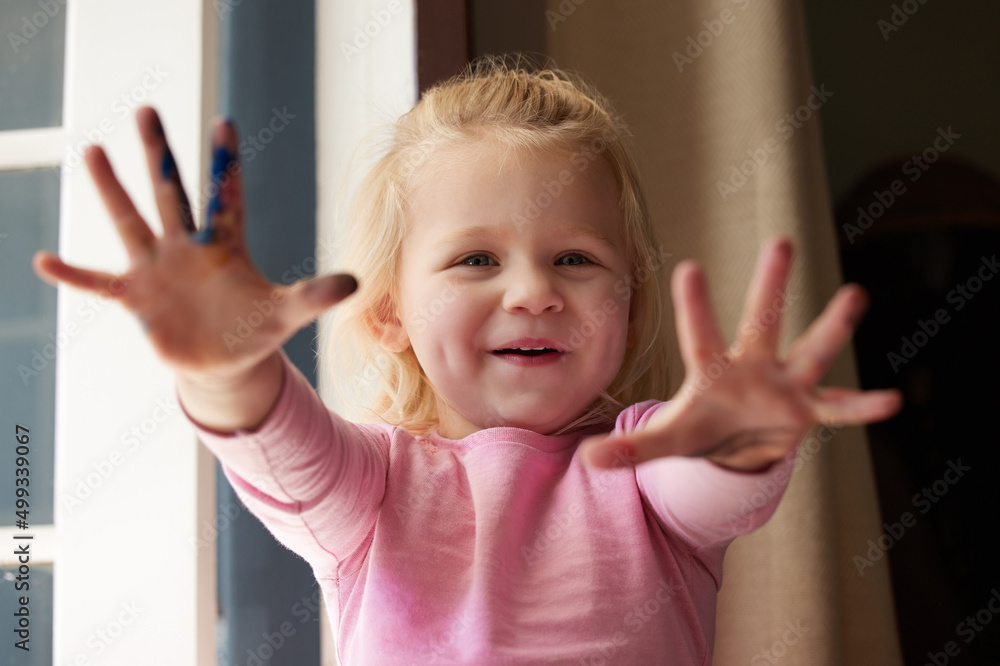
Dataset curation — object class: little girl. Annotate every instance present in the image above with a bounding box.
[34,58,901,664]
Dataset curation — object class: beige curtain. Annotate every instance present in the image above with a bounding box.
[546,1,902,663]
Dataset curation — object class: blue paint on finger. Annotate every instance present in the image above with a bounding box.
[161,148,177,180]
[192,144,236,244]
[207,145,237,217]
[190,228,217,244]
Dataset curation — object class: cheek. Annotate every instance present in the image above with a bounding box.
[406,287,477,359]
[601,283,633,362]
[597,277,632,336]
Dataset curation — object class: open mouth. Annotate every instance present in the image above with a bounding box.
[492,348,560,356]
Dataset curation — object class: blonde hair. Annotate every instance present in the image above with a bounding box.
[326,54,671,437]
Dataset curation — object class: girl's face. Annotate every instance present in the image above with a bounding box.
[388,142,632,439]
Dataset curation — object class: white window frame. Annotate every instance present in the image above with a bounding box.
[1,1,219,664]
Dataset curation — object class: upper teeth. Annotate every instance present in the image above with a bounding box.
[519,347,547,350]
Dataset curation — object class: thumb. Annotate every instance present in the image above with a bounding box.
[579,434,638,469]
[280,273,358,331]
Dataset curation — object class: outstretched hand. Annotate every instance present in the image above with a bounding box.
[580,237,902,472]
[32,107,357,384]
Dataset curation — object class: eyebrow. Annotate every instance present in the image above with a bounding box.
[433,225,619,253]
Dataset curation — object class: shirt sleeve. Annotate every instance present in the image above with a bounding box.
[178,351,390,575]
[628,401,796,551]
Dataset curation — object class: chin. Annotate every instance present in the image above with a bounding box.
[493,410,579,434]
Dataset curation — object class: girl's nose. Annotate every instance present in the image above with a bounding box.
[501,264,564,315]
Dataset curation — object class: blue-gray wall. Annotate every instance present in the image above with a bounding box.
[217,1,321,664]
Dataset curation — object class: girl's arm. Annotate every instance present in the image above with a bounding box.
[33,107,357,433]
[579,238,901,479]
[34,106,383,567]
[600,397,796,551]
[175,350,284,433]
[186,349,390,571]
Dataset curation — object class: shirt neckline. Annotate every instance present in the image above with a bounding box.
[424,422,611,454]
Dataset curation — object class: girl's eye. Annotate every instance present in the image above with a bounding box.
[460,254,495,267]
[557,253,592,266]
[458,253,594,267]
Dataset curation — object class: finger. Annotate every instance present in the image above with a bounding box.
[33,250,125,296]
[136,106,196,235]
[579,434,643,469]
[277,273,359,332]
[811,386,903,427]
[735,236,794,356]
[84,146,157,261]
[578,403,687,469]
[192,118,244,246]
[671,260,726,371]
[785,284,869,386]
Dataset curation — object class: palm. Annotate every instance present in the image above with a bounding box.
[113,232,282,375]
[582,238,902,471]
[33,107,355,382]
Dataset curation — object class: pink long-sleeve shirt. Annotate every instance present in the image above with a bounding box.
[181,351,794,665]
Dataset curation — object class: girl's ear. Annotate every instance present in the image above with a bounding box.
[368,294,410,353]
[376,318,410,353]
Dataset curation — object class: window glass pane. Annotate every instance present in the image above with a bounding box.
[0,0,66,131]
[0,168,59,526]
[1,563,53,665]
